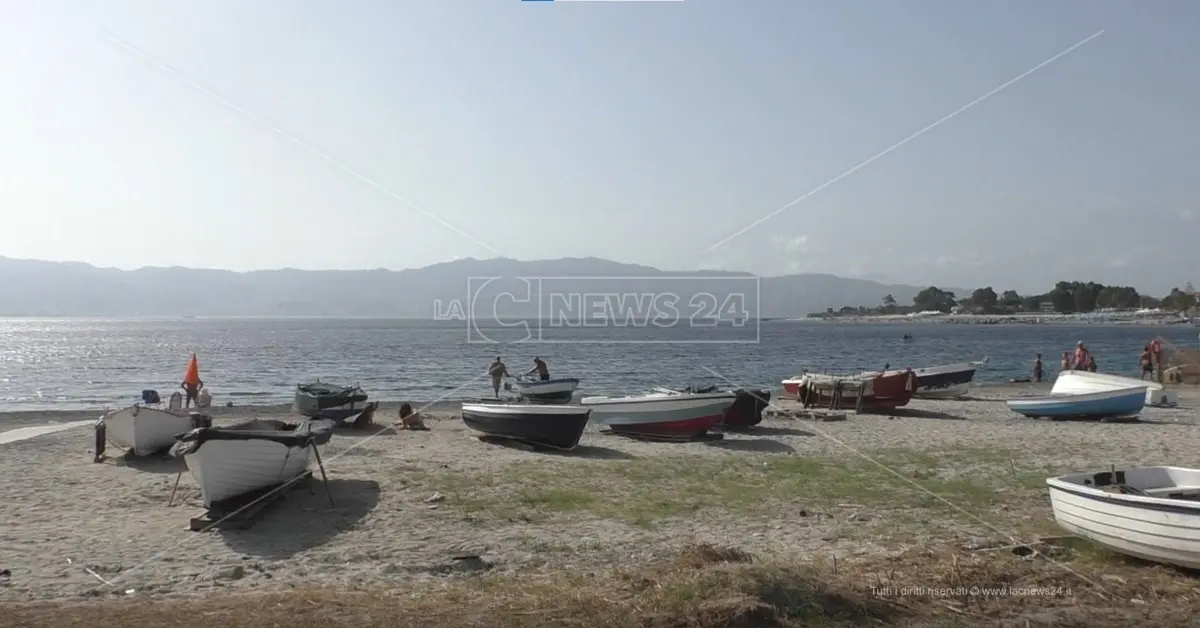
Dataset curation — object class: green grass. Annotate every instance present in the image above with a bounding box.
[409,446,1055,527]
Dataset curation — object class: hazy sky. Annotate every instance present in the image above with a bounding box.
[1,0,1196,294]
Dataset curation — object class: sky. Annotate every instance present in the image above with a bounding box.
[0,0,1196,295]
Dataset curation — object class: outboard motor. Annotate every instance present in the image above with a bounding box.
[189,412,212,429]
[93,419,107,463]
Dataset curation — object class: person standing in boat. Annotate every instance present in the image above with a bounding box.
[1072,342,1090,371]
[1032,354,1044,383]
[527,356,550,381]
[488,357,510,398]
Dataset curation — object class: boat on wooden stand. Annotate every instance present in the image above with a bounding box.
[580,391,735,440]
[1047,466,1200,569]
[461,402,591,450]
[171,418,334,509]
[1006,386,1146,421]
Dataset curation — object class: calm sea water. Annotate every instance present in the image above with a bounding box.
[1,318,1197,412]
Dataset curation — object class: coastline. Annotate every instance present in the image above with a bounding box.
[795,313,1198,326]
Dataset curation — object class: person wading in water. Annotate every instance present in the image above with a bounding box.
[1140,344,1154,380]
[488,357,510,398]
[1033,354,1044,383]
[1072,342,1091,371]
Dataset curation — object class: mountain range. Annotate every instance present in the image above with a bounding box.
[0,255,961,318]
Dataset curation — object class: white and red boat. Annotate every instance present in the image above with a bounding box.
[781,370,918,411]
[579,391,735,439]
[781,376,807,399]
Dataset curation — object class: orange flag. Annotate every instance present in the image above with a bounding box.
[183,353,200,386]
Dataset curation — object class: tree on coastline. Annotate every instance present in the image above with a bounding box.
[808,280,1197,318]
[969,287,999,314]
[912,287,957,313]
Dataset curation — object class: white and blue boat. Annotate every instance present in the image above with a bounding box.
[1006,386,1147,420]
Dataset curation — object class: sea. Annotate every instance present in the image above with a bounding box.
[1,318,1197,412]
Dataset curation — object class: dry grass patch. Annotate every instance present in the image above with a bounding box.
[10,541,1200,628]
[414,446,1053,528]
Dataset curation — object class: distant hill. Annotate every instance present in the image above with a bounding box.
[0,255,954,318]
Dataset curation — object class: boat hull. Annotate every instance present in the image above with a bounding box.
[1047,467,1200,569]
[911,364,977,398]
[1007,387,1147,419]
[871,361,983,399]
[581,393,734,438]
[514,378,580,404]
[796,371,917,411]
[178,419,327,508]
[723,389,771,427]
[1052,371,1175,407]
[293,381,369,417]
[100,405,198,457]
[780,378,804,399]
[461,403,591,450]
[652,386,771,428]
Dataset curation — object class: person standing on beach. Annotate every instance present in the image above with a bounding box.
[1140,344,1154,380]
[1149,337,1164,382]
[527,357,550,381]
[1033,354,1044,382]
[488,357,509,398]
[1072,342,1090,371]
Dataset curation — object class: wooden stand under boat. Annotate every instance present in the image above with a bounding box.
[185,472,315,531]
[598,429,724,443]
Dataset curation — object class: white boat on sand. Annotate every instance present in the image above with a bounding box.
[1047,466,1200,569]
[1006,386,1147,420]
[1052,370,1177,407]
[513,377,579,404]
[580,391,735,439]
[95,396,206,461]
[172,419,334,507]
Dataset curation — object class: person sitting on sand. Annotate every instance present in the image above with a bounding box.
[395,402,428,430]
[488,357,510,397]
[1033,354,1043,383]
[527,356,550,382]
[181,377,204,409]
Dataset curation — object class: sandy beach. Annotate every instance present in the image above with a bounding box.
[2,384,1199,626]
